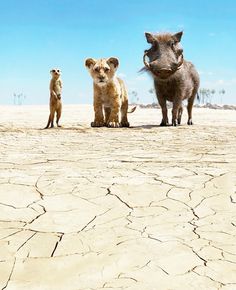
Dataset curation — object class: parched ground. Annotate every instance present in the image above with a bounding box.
[0,105,236,290]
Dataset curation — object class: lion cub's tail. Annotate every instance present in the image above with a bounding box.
[128,106,137,113]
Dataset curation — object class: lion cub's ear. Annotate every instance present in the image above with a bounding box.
[107,57,119,70]
[85,58,96,69]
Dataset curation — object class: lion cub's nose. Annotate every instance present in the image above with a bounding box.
[99,76,105,81]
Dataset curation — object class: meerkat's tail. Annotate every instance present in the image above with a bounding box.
[44,116,51,129]
[128,106,137,113]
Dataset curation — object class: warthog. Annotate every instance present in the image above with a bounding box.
[143,31,200,126]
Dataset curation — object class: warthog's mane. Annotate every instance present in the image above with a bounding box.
[154,32,173,42]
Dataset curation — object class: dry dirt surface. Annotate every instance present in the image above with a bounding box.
[0,105,236,290]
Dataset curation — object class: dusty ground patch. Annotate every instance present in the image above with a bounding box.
[0,105,236,290]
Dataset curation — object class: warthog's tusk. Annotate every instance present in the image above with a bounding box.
[143,51,150,69]
[177,54,184,70]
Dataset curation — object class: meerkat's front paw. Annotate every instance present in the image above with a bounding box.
[107,121,120,128]
[91,120,105,127]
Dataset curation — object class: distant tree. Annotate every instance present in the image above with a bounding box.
[148,88,156,104]
[210,89,215,103]
[13,93,26,105]
[199,88,217,104]
[149,88,155,94]
[199,88,207,104]
[130,90,139,103]
[219,89,226,104]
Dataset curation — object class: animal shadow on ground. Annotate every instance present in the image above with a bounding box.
[132,124,173,129]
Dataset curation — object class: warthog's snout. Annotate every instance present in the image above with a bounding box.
[149,62,177,78]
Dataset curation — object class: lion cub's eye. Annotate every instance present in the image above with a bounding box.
[94,67,100,72]
[104,67,110,72]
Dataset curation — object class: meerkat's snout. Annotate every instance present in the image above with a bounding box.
[51,69,61,77]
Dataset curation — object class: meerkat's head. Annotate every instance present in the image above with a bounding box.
[50,68,61,79]
[85,57,119,86]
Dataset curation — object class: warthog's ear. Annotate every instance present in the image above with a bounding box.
[145,32,156,44]
[85,58,96,69]
[172,31,183,42]
[107,57,119,69]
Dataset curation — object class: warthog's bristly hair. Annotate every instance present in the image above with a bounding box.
[143,31,200,127]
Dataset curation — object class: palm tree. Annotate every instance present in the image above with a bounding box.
[148,88,156,104]
[219,89,226,104]
[130,90,139,104]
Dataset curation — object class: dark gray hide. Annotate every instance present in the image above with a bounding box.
[143,31,200,126]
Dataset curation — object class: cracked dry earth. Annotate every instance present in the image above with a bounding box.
[0,105,236,290]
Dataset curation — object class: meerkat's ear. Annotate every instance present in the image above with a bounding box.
[85,58,96,69]
[107,57,119,69]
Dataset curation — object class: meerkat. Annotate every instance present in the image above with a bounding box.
[45,68,62,129]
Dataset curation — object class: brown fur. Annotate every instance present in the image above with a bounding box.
[155,33,172,42]
[45,69,62,129]
[85,57,135,128]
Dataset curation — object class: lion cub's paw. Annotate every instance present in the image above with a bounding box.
[120,121,130,127]
[107,121,120,128]
[91,121,105,127]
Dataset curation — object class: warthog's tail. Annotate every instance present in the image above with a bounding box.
[197,92,200,102]
[128,106,137,113]
[138,66,148,73]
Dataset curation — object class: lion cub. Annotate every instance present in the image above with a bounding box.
[85,57,135,128]
[45,68,62,129]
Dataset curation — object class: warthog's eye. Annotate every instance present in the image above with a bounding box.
[104,67,110,72]
[170,41,176,49]
[178,48,183,55]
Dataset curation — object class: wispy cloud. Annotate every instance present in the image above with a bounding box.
[201,78,236,88]
[199,71,214,76]
[135,75,148,81]
[177,24,185,30]
[117,72,127,79]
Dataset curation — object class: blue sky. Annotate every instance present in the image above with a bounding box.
[0,0,236,105]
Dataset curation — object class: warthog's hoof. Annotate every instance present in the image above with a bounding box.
[172,119,178,126]
[160,121,169,126]
[91,121,105,127]
[187,119,193,125]
[120,121,130,127]
[107,121,120,128]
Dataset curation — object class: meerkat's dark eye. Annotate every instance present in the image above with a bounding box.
[51,69,56,73]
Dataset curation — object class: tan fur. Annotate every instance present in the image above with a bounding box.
[156,33,173,42]
[85,57,135,128]
[45,69,62,129]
